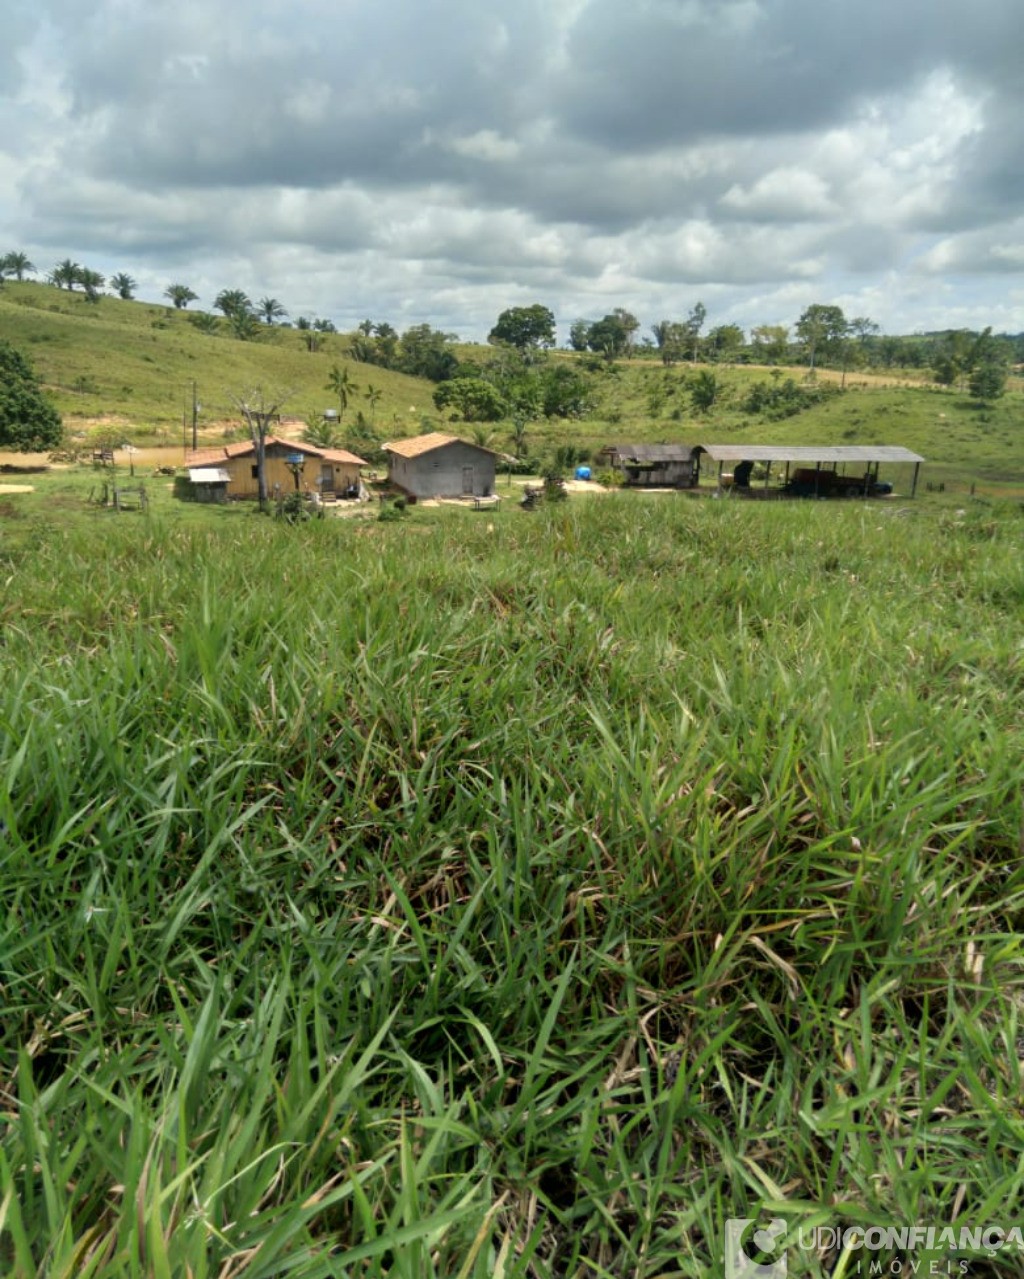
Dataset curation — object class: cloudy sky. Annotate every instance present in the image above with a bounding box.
[2,0,1023,342]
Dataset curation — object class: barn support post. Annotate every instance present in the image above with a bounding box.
[911,462,920,497]
[717,460,724,494]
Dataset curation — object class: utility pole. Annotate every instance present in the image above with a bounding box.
[191,380,199,451]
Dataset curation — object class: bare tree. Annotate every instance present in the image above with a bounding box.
[230,386,292,510]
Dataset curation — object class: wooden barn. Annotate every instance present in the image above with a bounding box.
[383,432,497,500]
[598,443,700,488]
[185,438,367,500]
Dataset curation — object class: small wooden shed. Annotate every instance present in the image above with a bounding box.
[187,466,231,503]
[598,444,699,488]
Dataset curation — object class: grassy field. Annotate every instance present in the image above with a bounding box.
[1,489,1022,1276]
[2,280,1023,496]
[0,282,436,437]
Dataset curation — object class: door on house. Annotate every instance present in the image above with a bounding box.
[321,464,333,493]
[462,466,474,494]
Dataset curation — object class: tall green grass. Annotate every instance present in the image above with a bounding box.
[1,498,1022,1276]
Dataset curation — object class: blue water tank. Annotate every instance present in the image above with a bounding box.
[575,466,591,480]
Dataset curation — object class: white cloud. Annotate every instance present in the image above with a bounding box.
[0,0,1021,337]
[721,168,837,220]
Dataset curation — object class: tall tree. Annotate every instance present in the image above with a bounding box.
[215,289,253,319]
[488,304,556,351]
[751,324,789,364]
[685,301,707,362]
[586,313,631,361]
[325,364,356,421]
[967,328,1011,401]
[2,252,35,280]
[365,383,382,425]
[433,377,507,421]
[0,341,63,450]
[79,268,105,302]
[969,359,1008,402]
[613,308,640,354]
[568,319,592,352]
[165,283,199,309]
[397,324,459,381]
[795,304,847,369]
[49,259,82,291]
[931,330,975,390]
[651,320,687,365]
[231,387,290,510]
[259,296,288,325]
[707,324,745,363]
[109,272,137,300]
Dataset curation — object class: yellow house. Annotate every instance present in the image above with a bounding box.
[186,437,367,499]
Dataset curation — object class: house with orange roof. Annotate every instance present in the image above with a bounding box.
[185,437,367,500]
[382,432,497,500]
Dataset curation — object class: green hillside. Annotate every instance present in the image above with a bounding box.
[1,280,1022,492]
[0,281,437,438]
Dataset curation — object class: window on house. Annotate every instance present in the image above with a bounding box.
[251,465,259,478]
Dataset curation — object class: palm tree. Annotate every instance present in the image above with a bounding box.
[165,283,198,309]
[215,289,252,319]
[110,272,136,300]
[365,383,382,425]
[325,364,355,421]
[2,251,35,280]
[49,259,82,291]
[228,309,260,342]
[296,317,320,352]
[258,296,288,325]
[510,415,528,458]
[301,415,343,448]
[79,268,105,303]
[189,312,219,335]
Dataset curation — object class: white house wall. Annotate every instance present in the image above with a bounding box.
[390,442,496,498]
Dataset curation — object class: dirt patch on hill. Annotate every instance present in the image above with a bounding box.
[0,484,35,493]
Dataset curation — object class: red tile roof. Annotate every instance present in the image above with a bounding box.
[186,436,366,466]
[383,432,497,458]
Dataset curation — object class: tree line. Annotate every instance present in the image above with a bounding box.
[2,251,1017,402]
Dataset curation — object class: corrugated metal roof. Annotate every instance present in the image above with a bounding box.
[602,444,697,463]
[188,467,231,483]
[698,444,924,464]
[383,432,498,459]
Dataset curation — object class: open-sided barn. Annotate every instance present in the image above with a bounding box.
[695,444,925,497]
